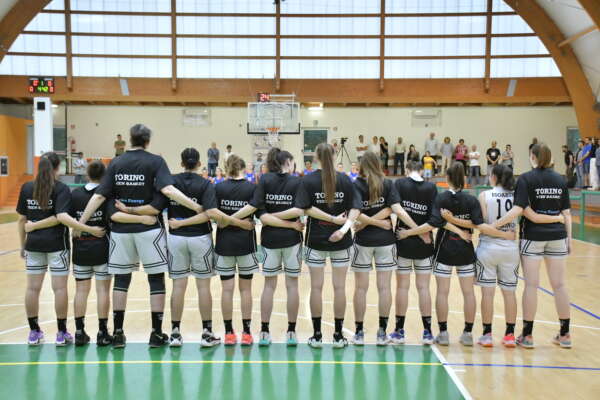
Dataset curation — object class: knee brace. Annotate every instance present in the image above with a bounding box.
[114,273,132,293]
[75,277,91,282]
[239,274,254,280]
[148,273,166,295]
[220,274,235,281]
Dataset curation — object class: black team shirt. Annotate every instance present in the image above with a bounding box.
[70,184,109,266]
[486,147,500,165]
[215,179,257,256]
[353,178,399,247]
[249,172,302,249]
[16,181,71,253]
[428,190,483,266]
[96,149,174,233]
[296,170,362,251]
[514,168,570,241]
[168,172,217,237]
[394,177,438,259]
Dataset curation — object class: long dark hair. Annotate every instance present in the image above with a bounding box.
[446,162,465,191]
[491,164,515,191]
[181,147,200,170]
[266,147,293,173]
[530,143,552,169]
[33,152,60,210]
[315,143,336,206]
[359,151,384,204]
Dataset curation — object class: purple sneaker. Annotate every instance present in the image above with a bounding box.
[56,331,73,346]
[28,330,44,346]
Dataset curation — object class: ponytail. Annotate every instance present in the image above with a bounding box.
[446,162,465,191]
[266,147,293,173]
[315,143,336,206]
[530,143,552,169]
[180,147,200,170]
[359,151,384,204]
[491,164,515,191]
[225,154,245,177]
[33,152,60,210]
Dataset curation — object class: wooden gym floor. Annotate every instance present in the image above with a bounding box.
[0,220,599,399]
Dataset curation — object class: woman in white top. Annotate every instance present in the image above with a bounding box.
[468,145,481,187]
[393,137,407,176]
[440,137,453,175]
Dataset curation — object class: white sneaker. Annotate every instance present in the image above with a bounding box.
[332,333,348,349]
[376,328,390,346]
[200,329,221,347]
[308,335,323,349]
[169,328,183,347]
[258,331,272,346]
[352,331,365,346]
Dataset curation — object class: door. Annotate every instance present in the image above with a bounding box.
[26,124,34,174]
[303,129,328,165]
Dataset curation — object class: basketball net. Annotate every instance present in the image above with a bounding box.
[266,127,280,147]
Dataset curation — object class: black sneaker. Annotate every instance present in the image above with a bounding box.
[96,330,113,347]
[149,331,169,348]
[112,331,126,349]
[75,331,90,346]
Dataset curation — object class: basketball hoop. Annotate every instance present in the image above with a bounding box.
[266,127,280,147]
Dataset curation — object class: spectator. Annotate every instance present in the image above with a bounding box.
[596,144,600,190]
[72,152,88,184]
[528,137,538,153]
[370,136,380,155]
[502,144,514,170]
[468,144,481,187]
[486,140,501,184]
[223,144,234,162]
[575,140,585,189]
[379,136,389,174]
[114,134,126,157]
[245,162,256,184]
[422,151,436,182]
[454,139,468,174]
[348,162,359,182]
[303,160,314,176]
[393,137,406,176]
[562,145,574,184]
[424,132,440,174]
[207,142,219,177]
[440,136,453,175]
[336,162,345,173]
[201,167,210,180]
[213,167,225,184]
[356,134,368,162]
[581,137,593,188]
[407,144,420,162]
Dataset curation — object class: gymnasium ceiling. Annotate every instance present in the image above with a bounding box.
[0,0,598,134]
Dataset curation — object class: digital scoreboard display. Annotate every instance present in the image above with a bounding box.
[257,92,271,102]
[28,77,55,94]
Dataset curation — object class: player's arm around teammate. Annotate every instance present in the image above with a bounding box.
[350,151,400,346]
[295,143,361,348]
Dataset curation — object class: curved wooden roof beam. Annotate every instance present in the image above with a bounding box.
[504,0,598,137]
[0,0,51,62]
[579,0,600,30]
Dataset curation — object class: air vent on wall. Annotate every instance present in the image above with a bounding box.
[411,109,442,128]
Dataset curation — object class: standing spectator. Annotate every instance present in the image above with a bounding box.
[207,142,219,177]
[303,160,314,176]
[529,137,538,153]
[393,137,406,176]
[454,139,468,174]
[468,144,481,187]
[424,132,440,174]
[72,152,88,184]
[562,145,574,183]
[595,144,600,190]
[380,136,389,174]
[407,144,420,162]
[245,162,257,184]
[580,137,593,188]
[502,144,514,170]
[114,134,126,157]
[356,134,368,162]
[486,141,501,184]
[440,136,453,175]
[370,136,380,155]
[223,145,234,162]
[422,151,437,182]
[575,140,585,189]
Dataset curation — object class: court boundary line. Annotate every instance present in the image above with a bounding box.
[445,362,600,372]
[431,345,473,400]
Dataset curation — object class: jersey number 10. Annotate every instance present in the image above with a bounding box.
[496,198,513,219]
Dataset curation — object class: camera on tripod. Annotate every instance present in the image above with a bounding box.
[340,137,349,145]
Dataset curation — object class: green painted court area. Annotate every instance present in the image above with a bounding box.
[0,343,464,400]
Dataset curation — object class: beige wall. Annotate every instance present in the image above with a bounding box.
[64,105,577,175]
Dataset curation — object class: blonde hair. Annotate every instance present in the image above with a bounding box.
[359,151,385,204]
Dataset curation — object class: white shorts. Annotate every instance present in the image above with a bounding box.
[396,256,433,275]
[304,247,353,268]
[423,169,433,178]
[168,233,215,279]
[520,239,568,259]
[214,253,259,276]
[108,229,168,275]
[260,244,302,277]
[73,263,110,280]
[433,262,476,277]
[25,250,70,276]
[351,244,397,272]
[476,243,519,291]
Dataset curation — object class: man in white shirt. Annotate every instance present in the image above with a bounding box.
[370,136,380,155]
[468,144,481,187]
[223,144,233,163]
[424,132,440,174]
[356,134,368,162]
[72,152,88,184]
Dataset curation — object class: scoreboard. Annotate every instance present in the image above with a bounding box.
[28,77,55,94]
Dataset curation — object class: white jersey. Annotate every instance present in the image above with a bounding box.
[480,186,517,247]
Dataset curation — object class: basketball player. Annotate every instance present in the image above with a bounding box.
[166,148,248,348]
[213,155,258,346]
[69,160,112,346]
[398,162,512,346]
[230,148,304,346]
[17,152,105,346]
[78,124,202,348]
[296,143,361,348]
[493,143,572,348]
[393,161,468,345]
